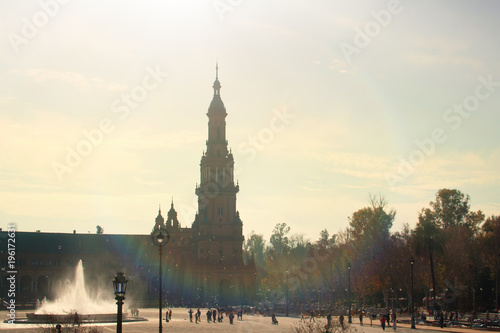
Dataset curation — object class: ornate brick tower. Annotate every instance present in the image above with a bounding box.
[193,64,244,265]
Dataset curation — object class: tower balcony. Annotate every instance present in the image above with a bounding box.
[206,139,228,145]
[195,182,239,196]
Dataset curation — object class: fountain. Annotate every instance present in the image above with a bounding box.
[25,260,128,324]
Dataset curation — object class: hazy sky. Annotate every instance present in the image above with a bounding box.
[1,0,499,242]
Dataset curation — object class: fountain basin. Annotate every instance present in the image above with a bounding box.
[26,312,128,323]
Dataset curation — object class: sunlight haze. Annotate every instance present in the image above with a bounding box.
[1,0,499,242]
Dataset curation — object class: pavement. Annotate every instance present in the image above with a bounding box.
[0,308,497,332]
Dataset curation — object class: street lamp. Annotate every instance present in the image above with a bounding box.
[285,271,289,317]
[332,289,335,308]
[496,253,499,311]
[152,225,170,333]
[472,287,476,313]
[391,288,395,321]
[410,257,415,329]
[113,272,128,333]
[347,263,352,324]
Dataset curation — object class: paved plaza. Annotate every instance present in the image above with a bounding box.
[0,308,495,333]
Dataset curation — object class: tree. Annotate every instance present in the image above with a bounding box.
[413,208,446,301]
[430,188,484,231]
[480,215,500,309]
[269,223,291,255]
[243,231,266,267]
[419,188,485,311]
[386,225,414,310]
[96,225,104,234]
[348,194,396,307]
[349,194,395,246]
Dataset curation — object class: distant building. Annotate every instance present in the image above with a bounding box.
[0,67,256,307]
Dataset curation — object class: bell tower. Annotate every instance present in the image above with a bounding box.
[194,64,243,265]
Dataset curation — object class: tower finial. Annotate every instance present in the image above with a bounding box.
[212,62,221,95]
[159,204,161,213]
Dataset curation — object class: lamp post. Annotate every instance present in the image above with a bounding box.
[285,271,289,317]
[410,257,415,329]
[347,263,352,324]
[391,288,395,322]
[472,287,476,313]
[319,288,322,308]
[152,225,169,333]
[332,289,335,308]
[113,272,128,333]
[496,253,499,311]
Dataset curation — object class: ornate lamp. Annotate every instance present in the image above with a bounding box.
[151,224,169,332]
[113,272,128,333]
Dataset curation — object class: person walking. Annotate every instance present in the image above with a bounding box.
[380,315,386,331]
[340,314,345,329]
[327,313,332,328]
[271,312,278,325]
[360,312,364,326]
[188,308,193,322]
[206,309,212,322]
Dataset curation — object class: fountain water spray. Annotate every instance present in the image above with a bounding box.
[36,260,117,315]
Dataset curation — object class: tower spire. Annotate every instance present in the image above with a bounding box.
[213,63,221,96]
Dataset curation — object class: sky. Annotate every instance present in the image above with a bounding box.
[1,0,499,243]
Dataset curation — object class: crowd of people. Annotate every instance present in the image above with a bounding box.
[128,305,499,329]
[174,307,246,325]
[159,306,286,326]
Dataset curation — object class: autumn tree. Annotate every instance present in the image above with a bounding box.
[243,231,266,267]
[479,215,500,309]
[385,225,414,310]
[413,208,446,301]
[348,194,395,307]
[418,189,485,311]
[430,188,484,231]
[269,222,291,256]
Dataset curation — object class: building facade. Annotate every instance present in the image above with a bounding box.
[0,68,255,307]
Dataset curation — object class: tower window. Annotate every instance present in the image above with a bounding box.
[218,207,224,215]
[217,127,220,139]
